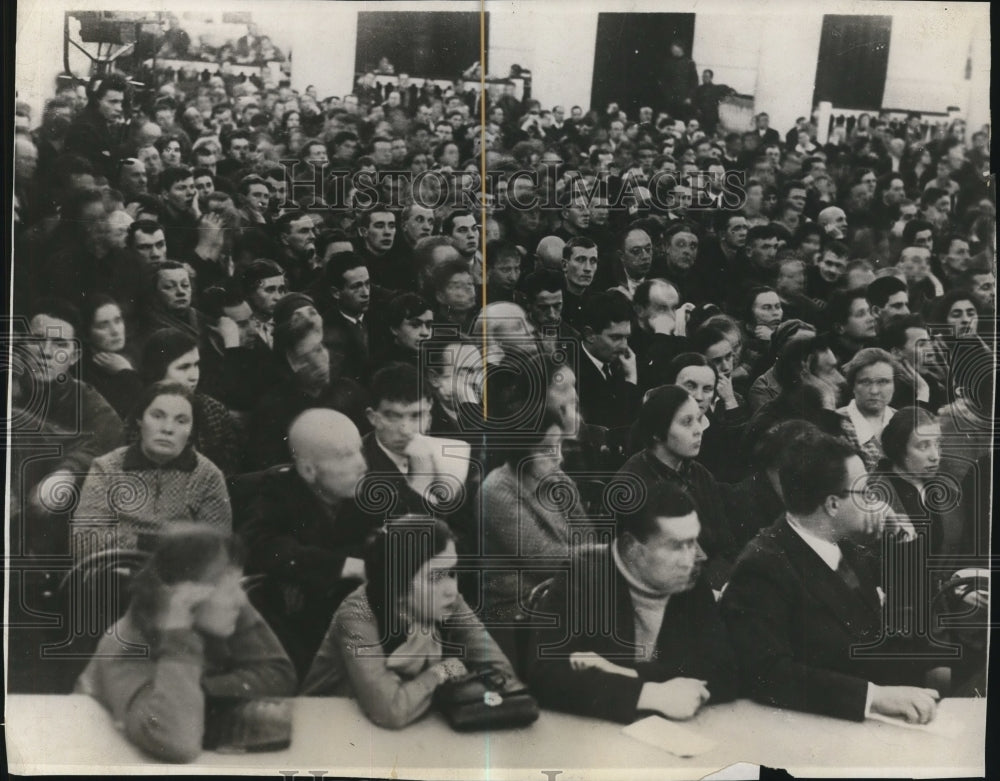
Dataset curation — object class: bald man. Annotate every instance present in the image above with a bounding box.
[817,206,848,240]
[535,235,566,272]
[242,409,375,677]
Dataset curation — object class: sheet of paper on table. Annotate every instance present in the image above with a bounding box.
[622,715,718,757]
[865,698,970,738]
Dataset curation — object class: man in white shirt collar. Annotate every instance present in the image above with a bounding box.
[722,431,942,724]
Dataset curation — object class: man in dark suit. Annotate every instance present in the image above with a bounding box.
[242,409,373,677]
[64,73,129,181]
[527,482,738,723]
[721,433,944,723]
[752,112,782,149]
[560,236,599,332]
[315,251,372,387]
[576,291,642,433]
[361,363,475,530]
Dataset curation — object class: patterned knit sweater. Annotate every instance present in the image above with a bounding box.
[72,443,232,552]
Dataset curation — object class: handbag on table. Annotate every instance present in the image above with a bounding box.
[433,668,539,731]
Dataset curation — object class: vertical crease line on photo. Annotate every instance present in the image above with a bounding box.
[480,0,489,420]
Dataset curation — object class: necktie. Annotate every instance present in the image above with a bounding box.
[602,363,614,382]
[836,555,863,595]
[353,318,369,352]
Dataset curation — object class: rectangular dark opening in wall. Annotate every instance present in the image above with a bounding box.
[591,13,696,118]
[355,12,487,81]
[813,15,892,110]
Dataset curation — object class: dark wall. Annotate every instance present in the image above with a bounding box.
[813,15,892,110]
[355,12,487,80]
[591,13,696,117]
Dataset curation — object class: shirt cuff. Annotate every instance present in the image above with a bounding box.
[864,682,876,717]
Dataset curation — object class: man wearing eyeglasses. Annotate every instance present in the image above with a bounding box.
[722,432,945,723]
[594,227,654,301]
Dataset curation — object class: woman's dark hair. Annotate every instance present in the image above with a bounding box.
[129,524,244,641]
[664,352,717,386]
[637,384,697,450]
[742,285,780,327]
[825,287,868,332]
[363,517,456,651]
[774,333,827,391]
[881,406,937,468]
[690,322,733,356]
[155,132,191,163]
[502,408,565,468]
[79,293,124,346]
[141,328,198,386]
[385,293,433,331]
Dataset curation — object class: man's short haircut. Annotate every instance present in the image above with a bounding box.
[920,187,949,209]
[159,165,194,191]
[442,210,477,236]
[562,235,598,260]
[316,228,352,258]
[274,209,312,235]
[878,314,928,352]
[92,73,129,101]
[615,479,697,544]
[358,204,396,229]
[774,333,827,389]
[332,130,359,147]
[238,174,270,195]
[520,268,565,299]
[370,362,429,408]
[220,128,250,152]
[580,290,633,334]
[746,224,780,245]
[714,209,747,234]
[780,432,860,515]
[902,219,935,246]
[866,275,909,308]
[753,419,826,472]
[662,221,699,245]
[126,218,166,248]
[324,251,367,289]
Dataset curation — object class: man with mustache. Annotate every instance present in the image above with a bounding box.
[526,480,737,723]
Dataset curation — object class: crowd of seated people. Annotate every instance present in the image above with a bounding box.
[7,54,994,763]
[155,17,287,65]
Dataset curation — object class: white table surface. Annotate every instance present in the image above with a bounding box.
[5,694,986,779]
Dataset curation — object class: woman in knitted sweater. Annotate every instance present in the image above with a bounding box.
[72,381,232,552]
[76,526,297,763]
[301,518,520,729]
[478,410,583,627]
